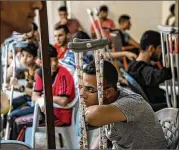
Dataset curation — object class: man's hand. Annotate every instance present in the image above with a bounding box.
[37,97,45,113]
[60,19,68,25]
[123,51,137,61]
[10,77,20,89]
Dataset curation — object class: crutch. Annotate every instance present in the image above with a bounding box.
[4,41,16,140]
[169,34,177,108]
[158,25,178,108]
[174,36,179,97]
[3,38,14,92]
[4,41,28,140]
[68,38,108,149]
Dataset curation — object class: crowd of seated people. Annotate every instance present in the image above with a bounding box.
[1,3,177,149]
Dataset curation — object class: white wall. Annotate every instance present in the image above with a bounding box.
[46,1,176,43]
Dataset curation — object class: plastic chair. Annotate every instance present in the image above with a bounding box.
[0,140,32,149]
[155,108,179,149]
[25,91,79,149]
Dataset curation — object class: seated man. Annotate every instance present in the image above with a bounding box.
[7,42,39,118]
[90,5,115,40]
[53,24,69,59]
[32,44,75,125]
[55,6,83,37]
[128,30,172,106]
[113,14,139,55]
[83,61,167,149]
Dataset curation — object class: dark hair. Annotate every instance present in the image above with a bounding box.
[32,23,38,31]
[99,5,108,12]
[49,44,58,58]
[140,30,161,51]
[73,31,91,40]
[54,24,69,34]
[170,3,175,14]
[58,6,67,12]
[83,61,118,88]
[21,42,38,57]
[118,15,131,24]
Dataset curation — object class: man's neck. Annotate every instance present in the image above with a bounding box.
[0,23,12,44]
[136,52,151,64]
[27,63,36,70]
[119,26,126,31]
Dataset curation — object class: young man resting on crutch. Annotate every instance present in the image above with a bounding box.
[83,60,167,149]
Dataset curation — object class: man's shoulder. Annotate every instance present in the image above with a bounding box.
[117,86,143,101]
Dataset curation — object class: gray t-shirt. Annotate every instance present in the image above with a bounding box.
[107,87,167,149]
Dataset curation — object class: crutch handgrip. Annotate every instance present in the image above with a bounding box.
[68,38,108,52]
[4,38,14,45]
[175,37,178,54]
[73,38,92,43]
[169,36,174,54]
[87,8,93,16]
[158,25,178,34]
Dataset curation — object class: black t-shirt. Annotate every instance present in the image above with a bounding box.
[128,61,172,103]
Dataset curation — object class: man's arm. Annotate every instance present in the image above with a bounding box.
[85,105,126,127]
[108,51,137,60]
[140,66,172,86]
[31,91,41,102]
[53,96,69,107]
[128,38,140,48]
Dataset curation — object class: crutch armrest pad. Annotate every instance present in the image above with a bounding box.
[68,38,108,52]
[158,25,178,34]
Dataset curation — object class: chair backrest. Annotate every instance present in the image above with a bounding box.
[155,108,179,149]
[120,68,149,102]
[0,140,32,149]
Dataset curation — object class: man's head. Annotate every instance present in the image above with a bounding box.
[20,42,38,67]
[23,23,39,44]
[58,6,68,21]
[83,61,118,107]
[170,3,175,15]
[140,30,162,62]
[54,25,69,46]
[49,45,58,73]
[98,5,108,20]
[0,1,42,43]
[118,15,131,30]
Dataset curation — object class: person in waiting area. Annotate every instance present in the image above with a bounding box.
[83,60,167,149]
[128,30,173,110]
[55,6,83,37]
[53,24,70,59]
[32,44,75,125]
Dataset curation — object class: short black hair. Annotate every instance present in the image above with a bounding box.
[54,24,69,34]
[170,3,175,14]
[21,42,38,57]
[118,15,131,24]
[49,44,58,58]
[99,5,108,12]
[58,6,67,12]
[33,23,38,31]
[83,61,118,88]
[73,31,91,40]
[140,30,161,51]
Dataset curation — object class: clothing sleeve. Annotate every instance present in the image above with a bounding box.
[58,71,74,97]
[110,20,115,29]
[111,96,145,122]
[90,24,95,33]
[34,69,43,92]
[140,66,172,86]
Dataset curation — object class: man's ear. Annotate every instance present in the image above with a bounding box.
[104,87,115,99]
[148,45,154,54]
